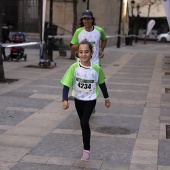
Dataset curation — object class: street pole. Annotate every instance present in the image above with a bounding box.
[131,6,134,45]
[87,0,89,10]
[135,4,140,43]
[130,0,136,46]
[0,0,5,80]
[117,0,123,48]
[48,0,53,61]
[49,0,53,26]
[135,14,140,43]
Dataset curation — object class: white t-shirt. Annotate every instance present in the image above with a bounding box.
[61,62,106,101]
[71,26,107,65]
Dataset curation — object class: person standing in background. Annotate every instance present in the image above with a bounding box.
[2,22,14,61]
[70,10,107,66]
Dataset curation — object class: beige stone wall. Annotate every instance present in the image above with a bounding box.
[46,0,127,46]
[46,1,73,35]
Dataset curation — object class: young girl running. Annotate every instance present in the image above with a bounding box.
[61,40,111,161]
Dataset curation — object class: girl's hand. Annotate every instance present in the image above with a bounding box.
[105,99,111,108]
[62,100,69,109]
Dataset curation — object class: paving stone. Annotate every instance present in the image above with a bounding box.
[134,139,158,151]
[106,83,149,91]
[101,162,129,170]
[160,106,170,117]
[129,164,157,170]
[1,91,32,98]
[29,93,57,100]
[26,133,83,158]
[131,156,157,165]
[161,93,170,103]
[0,161,16,170]
[0,129,7,135]
[113,73,152,79]
[108,77,151,85]
[108,91,148,101]
[95,103,144,115]
[162,80,170,86]
[0,134,42,149]
[29,79,61,87]
[47,157,76,166]
[17,117,60,129]
[0,96,53,109]
[158,140,170,166]
[132,150,157,158]
[6,126,52,137]
[158,165,170,170]
[0,110,33,126]
[13,85,62,95]
[11,162,74,170]
[6,107,39,112]
[0,146,29,162]
[74,159,102,169]
[137,129,159,139]
[0,125,13,130]
[118,69,153,74]
[20,155,50,164]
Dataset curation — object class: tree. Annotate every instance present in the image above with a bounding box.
[70,0,77,60]
[0,0,5,80]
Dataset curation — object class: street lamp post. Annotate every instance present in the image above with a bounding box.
[87,0,89,10]
[130,0,135,45]
[47,0,54,61]
[117,0,123,48]
[0,0,5,80]
[131,0,135,17]
[135,4,140,43]
[130,0,140,44]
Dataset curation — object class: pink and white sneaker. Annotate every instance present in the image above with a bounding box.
[81,150,91,161]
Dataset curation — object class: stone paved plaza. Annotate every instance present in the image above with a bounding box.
[0,41,170,169]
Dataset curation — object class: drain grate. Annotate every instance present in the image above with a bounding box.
[165,56,170,58]
[94,126,131,135]
[166,125,170,139]
[165,72,170,75]
[165,88,170,93]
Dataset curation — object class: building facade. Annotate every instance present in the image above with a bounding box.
[46,0,124,46]
[2,0,124,45]
[2,0,38,32]
[127,0,168,40]
[1,0,167,45]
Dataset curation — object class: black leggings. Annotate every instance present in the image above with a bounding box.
[75,98,96,150]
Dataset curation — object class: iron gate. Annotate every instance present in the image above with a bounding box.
[2,0,38,32]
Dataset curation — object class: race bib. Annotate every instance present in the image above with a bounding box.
[75,78,95,92]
